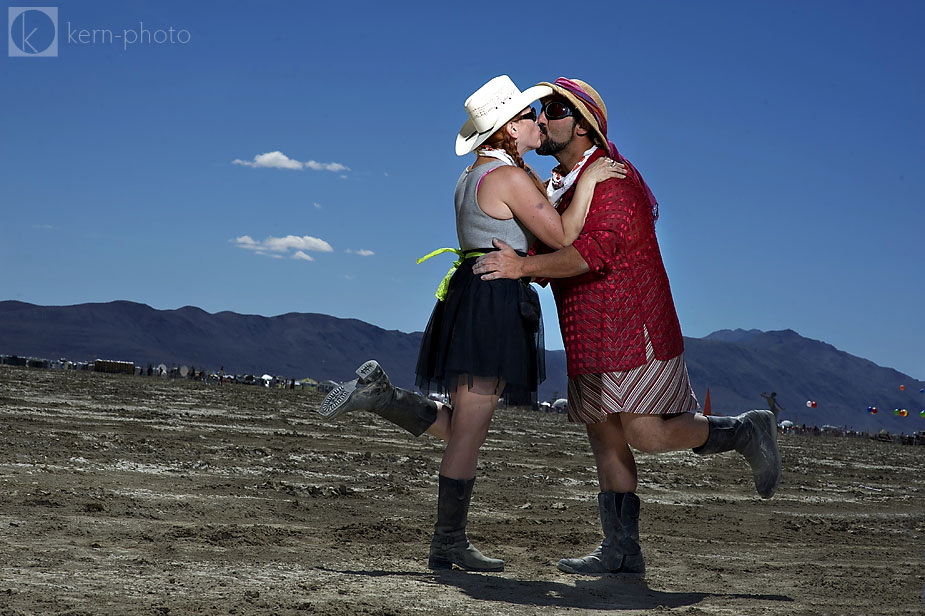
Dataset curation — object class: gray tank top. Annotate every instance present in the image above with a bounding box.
[454,161,535,253]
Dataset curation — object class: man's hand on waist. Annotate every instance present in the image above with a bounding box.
[473,238,592,281]
[472,238,523,281]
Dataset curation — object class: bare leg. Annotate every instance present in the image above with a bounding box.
[557,413,646,576]
[424,402,453,442]
[621,412,709,454]
[439,377,500,479]
[429,379,505,572]
[586,414,638,493]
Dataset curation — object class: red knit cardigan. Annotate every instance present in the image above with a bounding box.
[539,149,685,376]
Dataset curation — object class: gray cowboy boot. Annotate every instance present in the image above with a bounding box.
[428,475,504,572]
[318,360,438,437]
[693,410,781,499]
[557,492,645,576]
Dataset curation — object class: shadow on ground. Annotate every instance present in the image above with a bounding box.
[318,567,792,611]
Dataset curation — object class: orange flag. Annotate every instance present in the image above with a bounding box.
[703,387,712,416]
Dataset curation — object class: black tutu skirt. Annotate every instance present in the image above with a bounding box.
[415,254,545,408]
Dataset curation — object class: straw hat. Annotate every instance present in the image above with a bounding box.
[455,75,552,156]
[537,78,609,151]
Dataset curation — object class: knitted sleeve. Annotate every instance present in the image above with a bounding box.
[569,178,632,276]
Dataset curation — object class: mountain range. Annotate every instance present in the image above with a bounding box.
[1,300,922,434]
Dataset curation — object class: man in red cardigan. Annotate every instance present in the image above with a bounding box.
[473,78,781,577]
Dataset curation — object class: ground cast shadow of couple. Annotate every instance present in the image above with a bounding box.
[318,566,792,610]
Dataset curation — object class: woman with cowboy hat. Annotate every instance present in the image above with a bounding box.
[318,75,625,572]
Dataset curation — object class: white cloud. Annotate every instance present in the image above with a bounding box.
[313,202,322,209]
[304,160,348,172]
[355,249,375,256]
[232,151,350,173]
[233,235,261,250]
[262,235,333,253]
[232,151,302,170]
[232,234,333,262]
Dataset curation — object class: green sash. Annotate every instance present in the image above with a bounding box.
[417,248,487,301]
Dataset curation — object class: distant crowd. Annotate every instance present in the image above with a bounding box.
[0,353,313,391]
[779,421,923,446]
[3,353,921,446]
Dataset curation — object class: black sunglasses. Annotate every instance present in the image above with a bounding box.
[542,100,575,120]
[514,107,537,122]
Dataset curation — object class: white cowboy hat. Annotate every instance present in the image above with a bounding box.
[455,75,552,156]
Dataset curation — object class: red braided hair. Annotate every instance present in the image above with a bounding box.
[482,128,548,197]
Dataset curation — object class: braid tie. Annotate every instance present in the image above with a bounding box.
[502,131,548,196]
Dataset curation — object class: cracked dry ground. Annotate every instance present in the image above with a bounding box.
[0,365,922,615]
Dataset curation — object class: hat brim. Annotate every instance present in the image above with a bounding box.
[537,81,609,151]
[455,84,553,156]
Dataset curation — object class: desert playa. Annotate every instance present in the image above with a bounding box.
[0,365,922,615]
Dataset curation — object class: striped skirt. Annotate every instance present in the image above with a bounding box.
[566,328,699,424]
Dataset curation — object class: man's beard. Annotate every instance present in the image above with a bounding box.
[536,131,570,156]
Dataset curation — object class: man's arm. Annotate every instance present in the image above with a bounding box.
[475,173,638,282]
[472,238,590,281]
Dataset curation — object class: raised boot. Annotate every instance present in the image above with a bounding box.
[557,492,645,577]
[428,475,504,572]
[318,360,438,436]
[693,410,781,498]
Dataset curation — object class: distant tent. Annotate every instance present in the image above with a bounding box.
[873,429,892,443]
[317,380,339,394]
[703,388,712,416]
[94,359,134,375]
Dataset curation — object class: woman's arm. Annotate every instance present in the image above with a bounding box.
[559,157,626,244]
[484,160,625,250]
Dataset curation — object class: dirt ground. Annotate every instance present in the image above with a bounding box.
[0,365,922,616]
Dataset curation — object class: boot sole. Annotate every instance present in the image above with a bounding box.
[356,360,382,384]
[316,361,382,419]
[318,380,358,419]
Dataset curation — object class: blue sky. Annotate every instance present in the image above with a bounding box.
[2,1,923,379]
